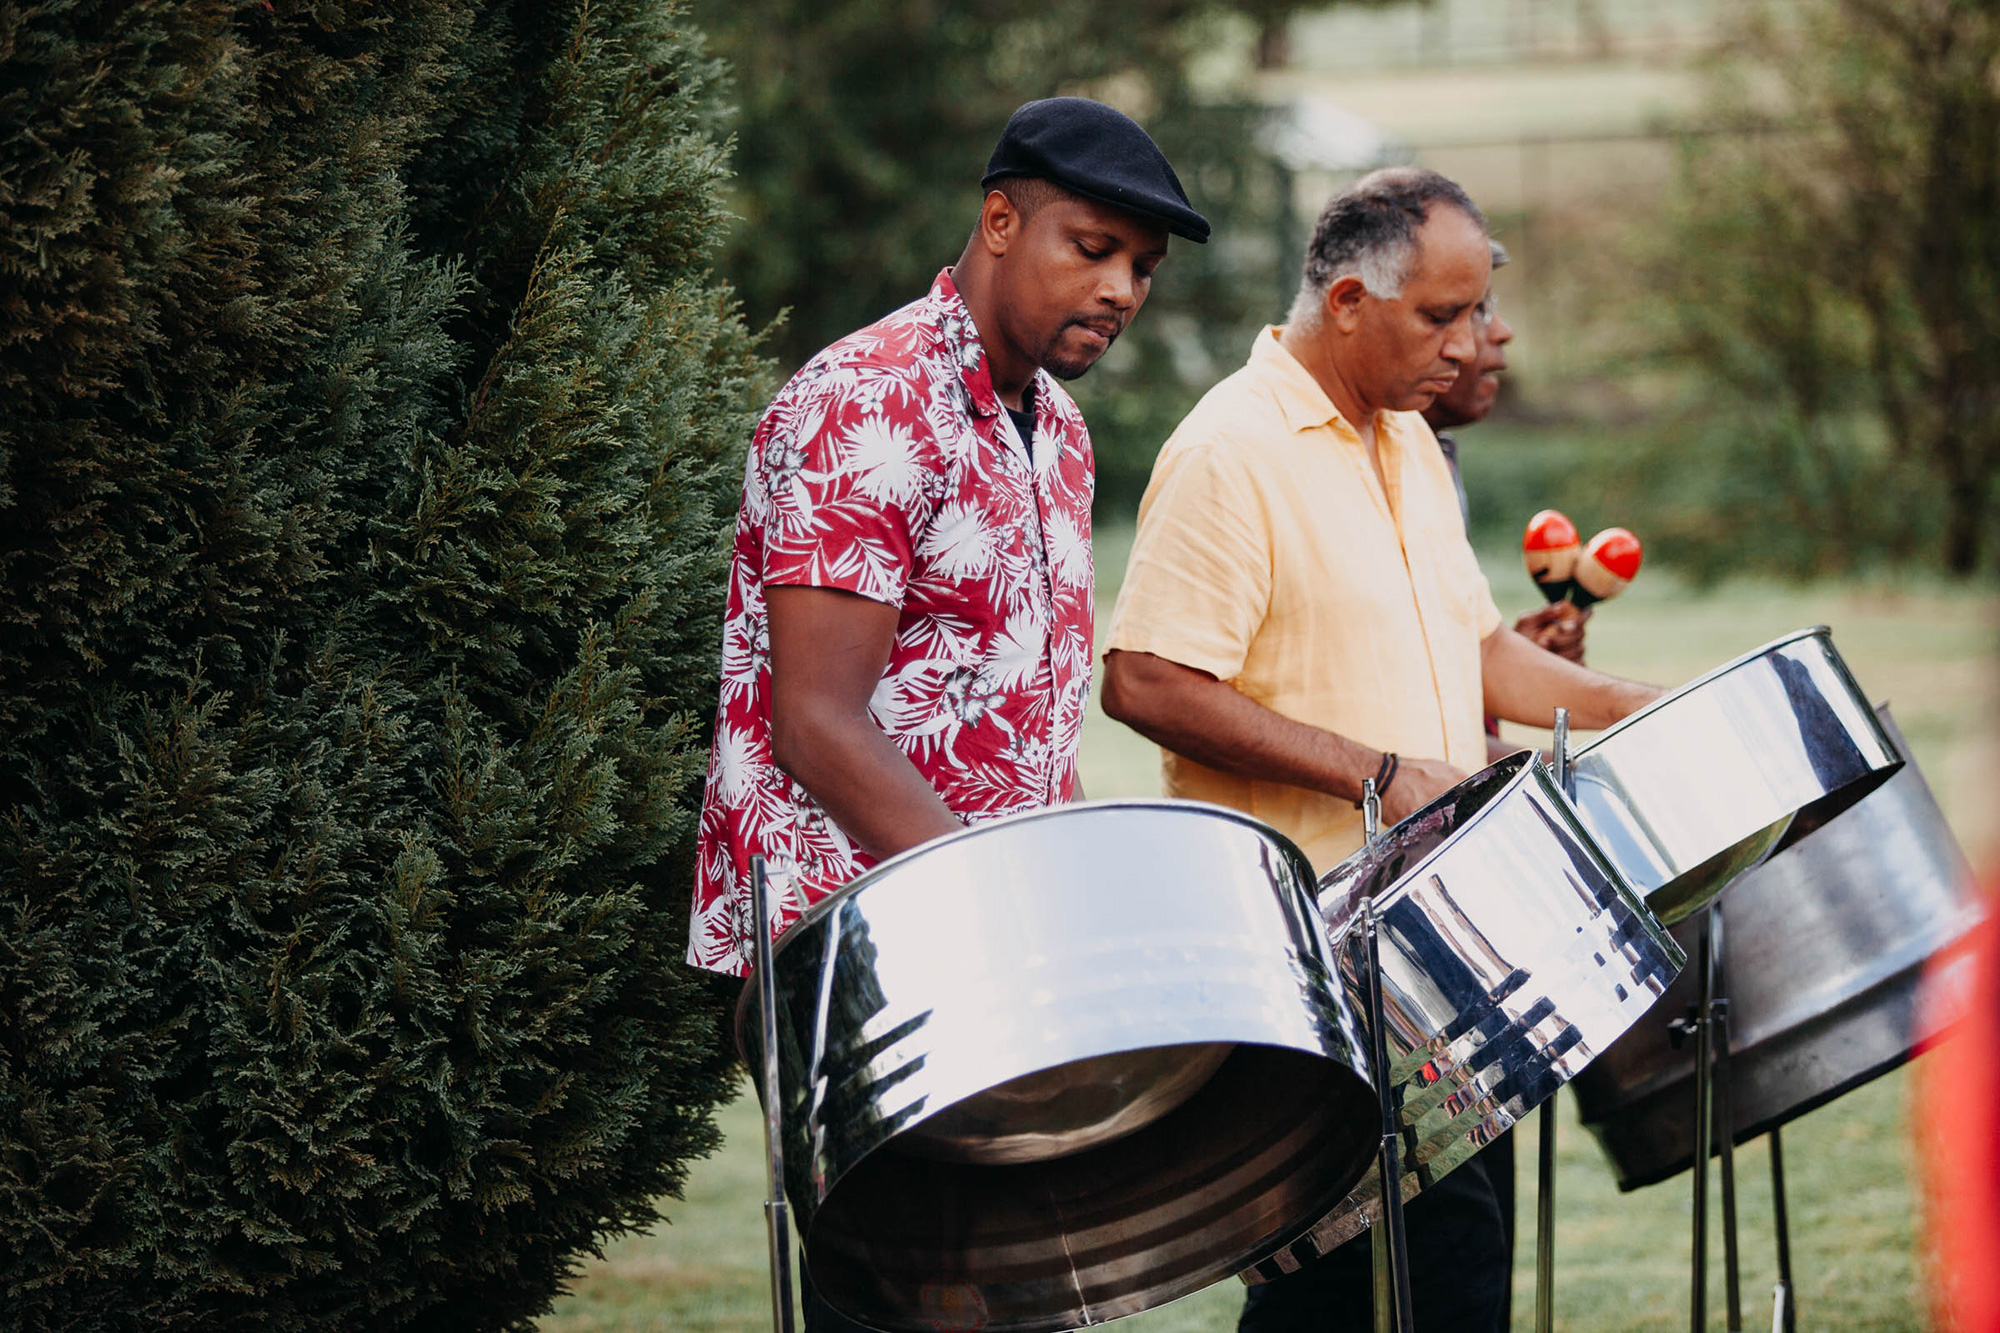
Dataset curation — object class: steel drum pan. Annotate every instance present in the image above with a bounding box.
[1244,752,1685,1282]
[737,800,1383,1333]
[1570,627,1903,926]
[1574,704,1983,1188]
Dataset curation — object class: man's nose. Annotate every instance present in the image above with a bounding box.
[1491,312,1516,346]
[1096,265,1139,311]
[1442,314,1478,364]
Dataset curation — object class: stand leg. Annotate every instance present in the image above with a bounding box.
[1534,707,1572,1333]
[1364,908,1417,1333]
[1372,1215,1393,1333]
[751,858,798,1333]
[1713,909,1743,1332]
[1690,911,1715,1333]
[1770,1126,1797,1333]
[1534,1097,1558,1333]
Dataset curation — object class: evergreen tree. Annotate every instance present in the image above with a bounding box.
[0,2,765,1327]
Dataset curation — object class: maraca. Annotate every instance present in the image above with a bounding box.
[1522,509,1581,603]
[1571,527,1643,608]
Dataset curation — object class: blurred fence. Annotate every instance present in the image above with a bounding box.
[1288,0,1736,70]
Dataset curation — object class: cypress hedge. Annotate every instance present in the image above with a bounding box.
[0,1,766,1327]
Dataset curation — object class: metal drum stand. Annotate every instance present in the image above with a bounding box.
[1361,777,1420,1333]
[751,855,798,1333]
[1683,907,1799,1333]
[1532,708,1575,1333]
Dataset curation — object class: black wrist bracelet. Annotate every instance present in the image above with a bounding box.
[1357,750,1398,808]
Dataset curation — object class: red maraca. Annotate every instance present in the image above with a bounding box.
[1522,509,1581,603]
[1571,527,1642,608]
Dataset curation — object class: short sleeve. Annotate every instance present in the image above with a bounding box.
[1411,417,1501,640]
[1107,443,1271,682]
[1433,499,1503,640]
[1471,566,1503,639]
[757,362,948,607]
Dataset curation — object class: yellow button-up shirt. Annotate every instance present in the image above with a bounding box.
[1106,327,1501,874]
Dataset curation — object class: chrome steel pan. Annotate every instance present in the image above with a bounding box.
[1570,626,1902,925]
[736,800,1381,1333]
[1573,704,1982,1188]
[1243,753,1684,1282]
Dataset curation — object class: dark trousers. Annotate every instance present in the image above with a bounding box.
[1238,1149,1511,1333]
[1488,1129,1517,1328]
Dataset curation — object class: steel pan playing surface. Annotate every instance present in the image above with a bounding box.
[1573,704,1982,1188]
[1244,753,1684,1282]
[738,800,1382,1333]
[1569,626,1901,926]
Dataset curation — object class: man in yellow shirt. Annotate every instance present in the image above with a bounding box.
[1102,167,1662,1331]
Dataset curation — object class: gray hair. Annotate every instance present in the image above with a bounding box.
[1287,167,1488,330]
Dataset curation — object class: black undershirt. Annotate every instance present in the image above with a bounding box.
[1005,392,1035,460]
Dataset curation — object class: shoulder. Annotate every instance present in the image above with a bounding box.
[1169,364,1290,457]
[1146,367,1287,491]
[762,305,958,449]
[791,304,940,390]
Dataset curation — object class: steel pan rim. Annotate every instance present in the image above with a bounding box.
[1318,750,1541,916]
[1572,625,1831,755]
[732,796,1324,1060]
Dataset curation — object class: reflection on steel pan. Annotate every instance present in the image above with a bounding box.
[737,800,1382,1333]
[1574,704,1982,1188]
[1243,753,1684,1282]
[1569,626,1901,926]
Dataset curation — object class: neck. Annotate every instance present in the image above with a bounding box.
[950,254,1036,410]
[1278,323,1377,444]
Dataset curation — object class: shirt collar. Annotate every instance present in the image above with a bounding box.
[1249,325,1365,439]
[929,267,1007,420]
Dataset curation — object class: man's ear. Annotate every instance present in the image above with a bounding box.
[1326,275,1370,333]
[977,189,1021,258]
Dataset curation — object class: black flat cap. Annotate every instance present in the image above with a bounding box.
[982,97,1210,243]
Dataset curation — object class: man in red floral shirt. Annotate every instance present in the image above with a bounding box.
[688,98,1208,979]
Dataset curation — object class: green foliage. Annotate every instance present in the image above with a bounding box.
[0,1,766,1328]
[1639,0,2000,576]
[689,0,1325,511]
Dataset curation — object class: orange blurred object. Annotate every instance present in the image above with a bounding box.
[1522,509,1580,602]
[1587,527,1643,582]
[1572,528,1643,608]
[1919,892,2000,1332]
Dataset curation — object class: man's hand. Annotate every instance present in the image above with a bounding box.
[1380,755,1470,826]
[767,584,963,860]
[1513,601,1589,663]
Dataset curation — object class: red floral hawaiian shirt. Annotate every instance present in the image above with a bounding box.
[687,269,1096,976]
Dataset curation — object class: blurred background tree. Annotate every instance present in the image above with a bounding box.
[694,0,2000,577]
[0,0,761,1326]
[1621,0,2000,579]
[689,0,1375,508]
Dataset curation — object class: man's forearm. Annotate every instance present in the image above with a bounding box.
[770,711,963,861]
[1102,650,1379,803]
[1481,625,1662,730]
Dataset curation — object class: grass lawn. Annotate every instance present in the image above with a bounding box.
[542,524,1996,1333]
